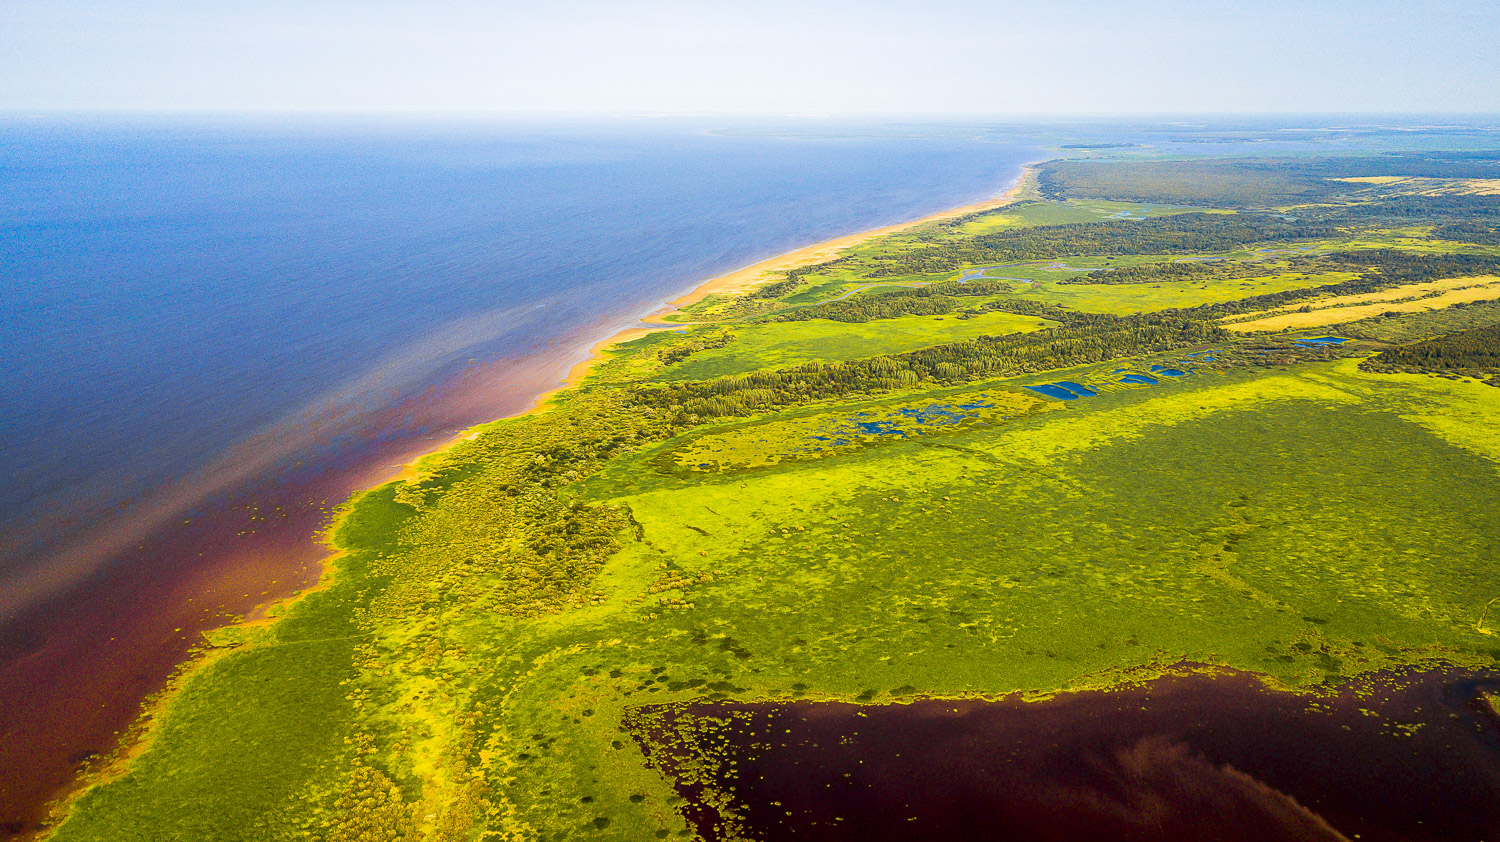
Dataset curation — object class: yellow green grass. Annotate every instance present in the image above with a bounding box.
[47,353,1500,841]
[1226,276,1500,333]
[1006,270,1357,315]
[952,199,1223,235]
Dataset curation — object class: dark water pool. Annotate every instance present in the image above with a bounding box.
[630,668,1500,842]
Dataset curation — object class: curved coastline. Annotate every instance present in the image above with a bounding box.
[35,163,1037,834]
[555,164,1039,396]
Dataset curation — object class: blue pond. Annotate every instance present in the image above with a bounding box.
[846,400,997,434]
[1025,383,1098,401]
[1149,365,1188,376]
[1296,336,1349,347]
[855,421,908,436]
[1119,374,1159,385]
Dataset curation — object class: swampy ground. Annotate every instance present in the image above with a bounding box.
[41,153,1500,841]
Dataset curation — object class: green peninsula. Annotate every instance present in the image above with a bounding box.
[47,154,1500,841]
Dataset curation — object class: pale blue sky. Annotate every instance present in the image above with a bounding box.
[2,0,1497,114]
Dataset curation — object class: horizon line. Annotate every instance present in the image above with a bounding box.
[3,108,1500,125]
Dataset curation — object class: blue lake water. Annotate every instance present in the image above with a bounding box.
[0,116,1040,609]
[1026,384,1084,400]
[1054,381,1098,396]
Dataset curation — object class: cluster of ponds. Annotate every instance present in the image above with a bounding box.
[812,399,1000,444]
[1024,352,1222,401]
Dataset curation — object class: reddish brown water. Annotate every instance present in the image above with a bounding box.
[630,668,1500,842]
[0,347,582,838]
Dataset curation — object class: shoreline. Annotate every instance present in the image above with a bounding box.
[548,163,1040,397]
[648,164,1040,318]
[304,162,1039,494]
[37,163,1039,834]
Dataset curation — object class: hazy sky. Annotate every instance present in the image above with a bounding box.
[3,0,1497,114]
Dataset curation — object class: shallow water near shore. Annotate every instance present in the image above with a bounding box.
[630,668,1500,842]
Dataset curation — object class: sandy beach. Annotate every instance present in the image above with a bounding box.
[651,165,1038,315]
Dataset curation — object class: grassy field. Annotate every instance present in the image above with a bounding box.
[1008,270,1357,315]
[952,199,1221,235]
[50,350,1500,842]
[654,311,1054,382]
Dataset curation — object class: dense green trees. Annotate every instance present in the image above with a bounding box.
[759,281,1022,323]
[1063,255,1334,285]
[1362,324,1500,384]
[1312,194,1500,222]
[657,330,734,365]
[1432,220,1500,245]
[632,313,1224,421]
[1200,250,1500,316]
[1040,153,1500,208]
[864,214,1335,278]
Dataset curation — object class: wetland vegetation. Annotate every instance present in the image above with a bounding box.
[41,152,1500,841]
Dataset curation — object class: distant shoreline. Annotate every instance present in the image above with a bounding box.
[545,163,1040,404]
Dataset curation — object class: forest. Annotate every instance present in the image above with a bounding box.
[1197,250,1500,316]
[1432,220,1500,245]
[760,280,1023,322]
[865,213,1334,278]
[1038,153,1500,207]
[632,312,1224,421]
[1064,256,1331,285]
[1361,323,1500,384]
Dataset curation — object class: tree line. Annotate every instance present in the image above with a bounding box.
[1361,323,1500,385]
[631,312,1224,422]
[863,213,1337,278]
[1197,250,1500,317]
[1432,220,1500,246]
[758,280,1027,323]
[1063,255,1334,285]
